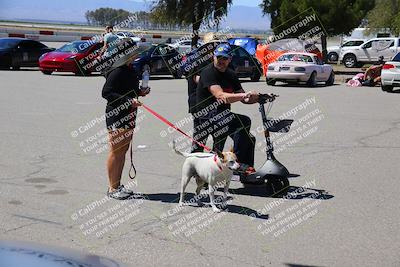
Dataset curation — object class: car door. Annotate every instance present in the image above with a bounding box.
[313,56,328,81]
[13,40,35,66]
[10,41,24,66]
[384,39,398,61]
[373,39,396,61]
[358,40,374,62]
[16,40,45,66]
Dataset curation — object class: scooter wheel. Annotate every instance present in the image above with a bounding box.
[265,176,289,197]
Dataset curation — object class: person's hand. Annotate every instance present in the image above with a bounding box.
[139,86,151,96]
[132,98,142,108]
[248,91,259,103]
[242,91,252,102]
[242,91,259,103]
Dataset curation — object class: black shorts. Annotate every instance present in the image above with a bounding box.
[105,105,137,130]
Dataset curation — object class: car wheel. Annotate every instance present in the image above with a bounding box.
[325,71,335,86]
[343,54,357,68]
[250,72,261,82]
[382,85,393,92]
[11,66,20,70]
[266,78,276,86]
[328,52,338,62]
[307,71,317,87]
[41,70,53,75]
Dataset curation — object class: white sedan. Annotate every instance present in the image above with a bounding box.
[168,40,203,54]
[116,31,141,42]
[266,52,335,87]
[381,52,400,92]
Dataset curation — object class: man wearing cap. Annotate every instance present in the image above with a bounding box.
[194,43,260,174]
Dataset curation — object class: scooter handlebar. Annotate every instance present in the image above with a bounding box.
[258,93,278,103]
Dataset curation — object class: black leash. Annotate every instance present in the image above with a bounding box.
[129,102,138,180]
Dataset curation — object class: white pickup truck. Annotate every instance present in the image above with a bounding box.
[339,37,400,68]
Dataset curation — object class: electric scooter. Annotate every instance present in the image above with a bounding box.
[240,93,294,196]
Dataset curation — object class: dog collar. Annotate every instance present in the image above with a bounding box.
[213,154,223,171]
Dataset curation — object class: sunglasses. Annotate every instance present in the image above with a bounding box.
[217,56,230,61]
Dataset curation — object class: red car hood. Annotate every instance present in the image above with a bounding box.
[41,52,84,61]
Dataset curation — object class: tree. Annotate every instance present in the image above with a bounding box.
[260,0,375,61]
[367,0,400,36]
[150,0,233,46]
[85,8,132,26]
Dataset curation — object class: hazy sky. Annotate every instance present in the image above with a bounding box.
[234,0,261,7]
[137,0,262,7]
[0,0,269,30]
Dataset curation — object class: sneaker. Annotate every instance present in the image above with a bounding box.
[107,185,132,200]
[245,166,256,175]
[233,163,254,175]
[119,184,134,195]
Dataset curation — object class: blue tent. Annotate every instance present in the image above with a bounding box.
[228,37,258,55]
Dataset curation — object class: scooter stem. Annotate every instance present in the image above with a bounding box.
[259,102,274,159]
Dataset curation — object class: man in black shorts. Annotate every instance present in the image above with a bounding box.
[194,43,262,173]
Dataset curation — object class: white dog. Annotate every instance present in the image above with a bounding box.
[173,142,240,212]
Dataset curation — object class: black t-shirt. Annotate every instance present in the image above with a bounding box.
[195,64,242,116]
[187,75,198,114]
[102,65,140,108]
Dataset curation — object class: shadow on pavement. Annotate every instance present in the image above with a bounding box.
[226,183,334,200]
[285,264,326,267]
[141,192,269,220]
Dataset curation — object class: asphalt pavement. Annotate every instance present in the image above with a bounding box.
[0,69,399,267]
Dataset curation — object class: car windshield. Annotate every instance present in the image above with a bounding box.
[56,42,93,53]
[278,54,313,63]
[0,39,20,49]
[392,52,400,62]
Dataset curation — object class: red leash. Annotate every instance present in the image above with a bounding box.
[140,103,212,152]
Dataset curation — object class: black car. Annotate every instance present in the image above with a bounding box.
[182,41,263,81]
[0,38,54,70]
[132,44,183,78]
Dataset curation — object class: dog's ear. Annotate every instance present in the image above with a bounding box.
[230,146,234,153]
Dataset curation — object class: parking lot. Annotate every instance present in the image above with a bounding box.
[0,68,399,267]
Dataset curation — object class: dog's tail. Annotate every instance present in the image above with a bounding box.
[172,140,191,157]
